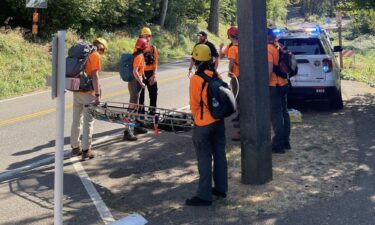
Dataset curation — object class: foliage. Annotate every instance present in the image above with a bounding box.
[267,0,289,22]
[299,0,333,17]
[336,0,375,11]
[0,0,291,36]
[220,0,237,24]
[348,9,375,36]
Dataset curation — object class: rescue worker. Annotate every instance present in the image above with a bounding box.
[123,37,149,141]
[70,37,108,160]
[138,27,159,115]
[188,31,219,77]
[267,28,291,153]
[219,26,240,141]
[186,44,227,206]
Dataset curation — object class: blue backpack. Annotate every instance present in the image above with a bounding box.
[197,71,236,120]
[119,53,135,82]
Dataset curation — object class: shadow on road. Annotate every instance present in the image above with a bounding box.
[7,128,124,170]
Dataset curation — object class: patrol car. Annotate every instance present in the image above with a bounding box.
[275,26,344,109]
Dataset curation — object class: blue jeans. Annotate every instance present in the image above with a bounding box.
[270,85,291,149]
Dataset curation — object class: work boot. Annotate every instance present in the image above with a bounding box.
[284,142,291,150]
[212,188,227,198]
[71,147,82,157]
[81,149,95,160]
[185,196,212,206]
[272,146,286,154]
[134,126,148,135]
[123,129,137,141]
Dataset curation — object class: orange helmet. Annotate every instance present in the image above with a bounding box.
[227,26,238,37]
[135,38,148,50]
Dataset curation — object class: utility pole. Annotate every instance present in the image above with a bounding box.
[237,0,272,185]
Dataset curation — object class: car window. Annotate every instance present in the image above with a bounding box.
[320,38,333,54]
[278,38,326,55]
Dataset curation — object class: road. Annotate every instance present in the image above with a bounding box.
[1,47,375,225]
[0,59,231,225]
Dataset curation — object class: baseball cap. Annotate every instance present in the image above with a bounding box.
[197,31,208,37]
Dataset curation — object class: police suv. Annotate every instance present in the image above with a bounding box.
[275,26,344,109]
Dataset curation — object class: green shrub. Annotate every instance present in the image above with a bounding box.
[349,9,375,37]
[0,30,51,99]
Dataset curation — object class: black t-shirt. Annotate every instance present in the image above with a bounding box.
[192,41,219,59]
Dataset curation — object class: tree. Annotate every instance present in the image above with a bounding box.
[159,0,169,28]
[208,0,220,35]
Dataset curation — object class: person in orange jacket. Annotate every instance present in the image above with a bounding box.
[267,28,291,153]
[123,37,149,141]
[138,27,159,114]
[70,37,108,160]
[186,44,227,206]
[220,26,240,141]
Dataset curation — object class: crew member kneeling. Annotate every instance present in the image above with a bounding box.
[186,44,227,206]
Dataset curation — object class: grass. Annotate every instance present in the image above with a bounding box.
[0,23,229,99]
[329,29,375,87]
[0,30,51,99]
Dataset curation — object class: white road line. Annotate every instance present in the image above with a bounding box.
[71,159,115,224]
[0,132,123,182]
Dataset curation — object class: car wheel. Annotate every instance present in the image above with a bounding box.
[330,89,344,110]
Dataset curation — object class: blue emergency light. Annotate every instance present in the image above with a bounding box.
[304,25,322,35]
[271,27,285,37]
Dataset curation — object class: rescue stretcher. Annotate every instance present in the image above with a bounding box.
[86,101,194,133]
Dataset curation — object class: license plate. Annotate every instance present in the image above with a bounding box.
[316,88,325,93]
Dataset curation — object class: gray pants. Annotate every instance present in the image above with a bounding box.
[192,120,227,201]
[70,92,96,150]
[270,85,291,148]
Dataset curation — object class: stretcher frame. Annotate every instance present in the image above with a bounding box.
[86,101,194,133]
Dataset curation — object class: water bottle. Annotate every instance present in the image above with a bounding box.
[212,98,219,107]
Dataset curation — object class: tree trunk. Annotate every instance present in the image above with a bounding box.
[208,0,219,35]
[159,0,169,28]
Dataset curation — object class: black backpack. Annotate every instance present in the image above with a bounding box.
[66,42,95,91]
[273,45,298,79]
[143,45,155,65]
[197,71,236,120]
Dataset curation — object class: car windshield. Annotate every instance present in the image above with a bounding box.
[278,38,325,55]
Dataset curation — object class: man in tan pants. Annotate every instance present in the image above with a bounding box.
[70,37,108,160]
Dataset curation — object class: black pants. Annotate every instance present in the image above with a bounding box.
[270,85,291,148]
[139,70,158,111]
[193,120,227,201]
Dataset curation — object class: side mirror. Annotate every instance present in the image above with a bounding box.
[334,46,343,52]
[330,37,334,41]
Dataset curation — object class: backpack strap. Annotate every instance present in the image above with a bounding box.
[196,71,211,120]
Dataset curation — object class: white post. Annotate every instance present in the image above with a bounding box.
[54,30,66,225]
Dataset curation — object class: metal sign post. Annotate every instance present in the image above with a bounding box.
[336,11,344,69]
[26,0,47,40]
[52,31,66,225]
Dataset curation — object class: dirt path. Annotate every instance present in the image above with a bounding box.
[77,80,375,225]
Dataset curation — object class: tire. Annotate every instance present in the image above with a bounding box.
[330,89,344,110]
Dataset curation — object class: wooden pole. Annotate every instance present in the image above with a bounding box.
[237,0,272,185]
